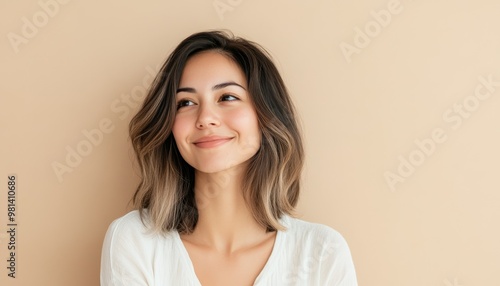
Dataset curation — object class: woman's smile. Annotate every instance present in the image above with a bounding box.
[193,135,234,148]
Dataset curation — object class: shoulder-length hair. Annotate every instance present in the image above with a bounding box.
[129,30,304,235]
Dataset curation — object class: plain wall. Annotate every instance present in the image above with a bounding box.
[1,0,499,285]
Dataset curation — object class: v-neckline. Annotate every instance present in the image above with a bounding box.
[173,216,287,285]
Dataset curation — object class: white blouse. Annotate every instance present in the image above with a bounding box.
[101,210,358,285]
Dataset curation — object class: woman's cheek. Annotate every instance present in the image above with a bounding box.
[228,107,255,126]
[229,107,261,149]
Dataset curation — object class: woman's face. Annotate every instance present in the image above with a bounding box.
[172,51,261,175]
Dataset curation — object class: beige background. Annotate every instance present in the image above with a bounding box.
[1,0,499,285]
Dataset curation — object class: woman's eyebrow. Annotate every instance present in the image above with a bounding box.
[176,87,196,93]
[212,81,246,91]
[176,81,246,93]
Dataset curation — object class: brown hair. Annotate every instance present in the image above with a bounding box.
[129,30,304,234]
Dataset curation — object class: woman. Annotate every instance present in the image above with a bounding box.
[101,30,358,286]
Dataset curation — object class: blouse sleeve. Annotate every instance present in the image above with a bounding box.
[100,217,152,286]
[320,229,358,286]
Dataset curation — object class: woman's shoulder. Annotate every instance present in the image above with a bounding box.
[274,216,358,285]
[283,215,345,238]
[281,215,350,251]
[102,210,181,266]
[106,210,147,235]
[104,210,174,245]
[101,211,188,284]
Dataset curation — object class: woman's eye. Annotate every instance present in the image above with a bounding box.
[220,94,239,102]
[176,100,194,109]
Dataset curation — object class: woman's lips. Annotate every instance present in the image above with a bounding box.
[193,137,233,148]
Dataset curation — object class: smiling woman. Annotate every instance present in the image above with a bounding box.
[100,30,358,286]
[173,51,261,175]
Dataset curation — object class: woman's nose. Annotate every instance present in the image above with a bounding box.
[196,104,220,129]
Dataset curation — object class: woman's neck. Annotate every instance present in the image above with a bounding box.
[188,168,269,255]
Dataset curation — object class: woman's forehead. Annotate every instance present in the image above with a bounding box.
[179,51,247,88]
